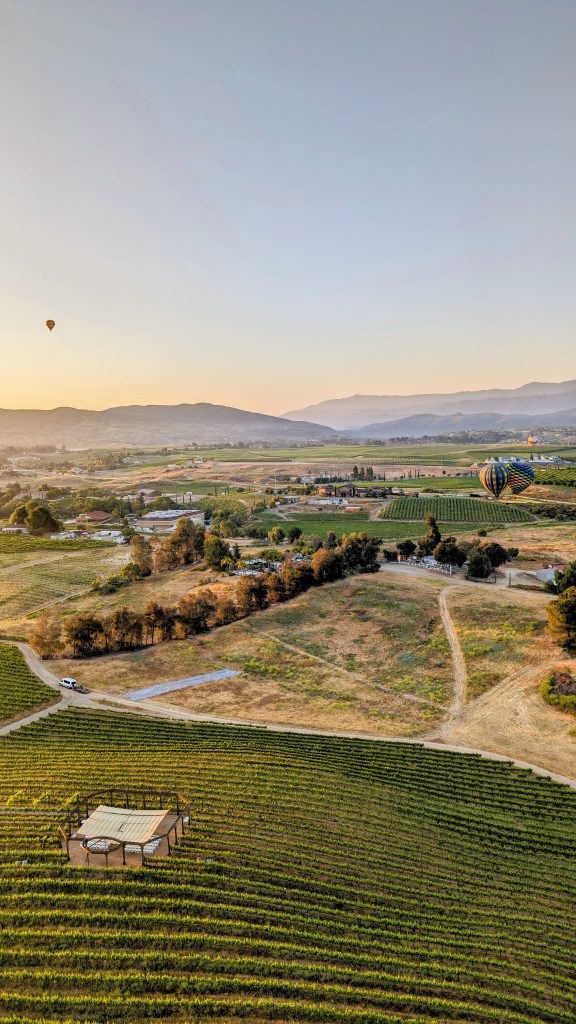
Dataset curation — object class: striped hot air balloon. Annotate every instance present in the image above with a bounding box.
[507,462,535,495]
[479,463,510,499]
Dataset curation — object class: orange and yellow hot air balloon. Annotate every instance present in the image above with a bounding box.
[45,319,55,332]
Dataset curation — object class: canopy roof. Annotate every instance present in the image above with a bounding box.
[73,805,168,845]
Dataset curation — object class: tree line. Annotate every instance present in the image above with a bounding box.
[32,531,381,659]
[381,514,518,579]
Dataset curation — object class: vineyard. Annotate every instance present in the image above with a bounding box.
[0,708,574,1022]
[0,535,113,569]
[0,548,130,623]
[0,643,57,724]
[381,496,535,524]
[251,513,472,541]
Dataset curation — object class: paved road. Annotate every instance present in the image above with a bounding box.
[124,668,241,701]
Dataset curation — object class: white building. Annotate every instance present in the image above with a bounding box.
[135,509,204,533]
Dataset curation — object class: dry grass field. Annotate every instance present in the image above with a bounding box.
[50,574,454,736]
[474,521,576,566]
[444,585,561,700]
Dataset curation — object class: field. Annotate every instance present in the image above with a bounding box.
[0,708,575,1022]
[50,565,237,626]
[388,474,478,490]
[251,511,473,541]
[50,575,453,735]
[164,441,576,465]
[445,587,560,700]
[0,547,130,625]
[381,495,535,524]
[0,642,57,724]
[0,535,113,569]
[477,522,576,566]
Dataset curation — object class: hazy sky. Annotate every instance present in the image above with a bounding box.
[1,0,575,414]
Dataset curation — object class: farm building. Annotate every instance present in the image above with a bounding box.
[135,509,204,533]
[76,510,113,524]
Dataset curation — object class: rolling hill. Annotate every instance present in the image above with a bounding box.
[0,403,336,447]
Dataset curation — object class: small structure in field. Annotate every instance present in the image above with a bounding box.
[62,788,190,868]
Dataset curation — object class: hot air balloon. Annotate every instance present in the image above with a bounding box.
[507,462,535,495]
[479,463,510,499]
[45,320,55,332]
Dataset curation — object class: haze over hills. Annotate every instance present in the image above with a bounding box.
[0,403,336,448]
[284,380,576,430]
[350,408,576,439]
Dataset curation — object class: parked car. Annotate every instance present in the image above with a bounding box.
[60,677,78,689]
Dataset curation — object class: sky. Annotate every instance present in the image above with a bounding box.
[1,0,575,415]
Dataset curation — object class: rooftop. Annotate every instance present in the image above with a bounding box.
[73,805,170,845]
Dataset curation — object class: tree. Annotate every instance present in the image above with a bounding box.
[131,535,153,576]
[265,572,285,604]
[107,607,144,650]
[177,590,217,636]
[64,615,104,657]
[396,539,416,560]
[325,531,337,549]
[546,561,576,595]
[467,550,493,579]
[204,532,232,571]
[287,526,302,544]
[433,540,466,567]
[30,611,64,659]
[481,542,509,569]
[143,601,165,644]
[311,547,343,584]
[417,514,441,556]
[547,586,576,648]
[268,526,285,545]
[9,505,28,526]
[236,577,268,617]
[381,548,398,562]
[212,595,238,626]
[366,466,374,481]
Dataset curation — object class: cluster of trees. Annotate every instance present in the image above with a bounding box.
[382,515,518,579]
[9,502,60,534]
[527,503,576,521]
[93,521,206,593]
[351,466,377,481]
[33,532,381,659]
[547,562,576,650]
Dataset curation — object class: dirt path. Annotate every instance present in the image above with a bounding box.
[2,641,575,788]
[438,586,467,722]
[262,631,438,707]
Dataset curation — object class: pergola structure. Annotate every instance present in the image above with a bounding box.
[61,788,191,868]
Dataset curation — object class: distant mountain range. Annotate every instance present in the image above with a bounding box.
[284,380,576,431]
[0,403,336,448]
[349,409,576,439]
[1,380,576,448]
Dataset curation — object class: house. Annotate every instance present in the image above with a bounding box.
[76,511,112,525]
[0,525,29,535]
